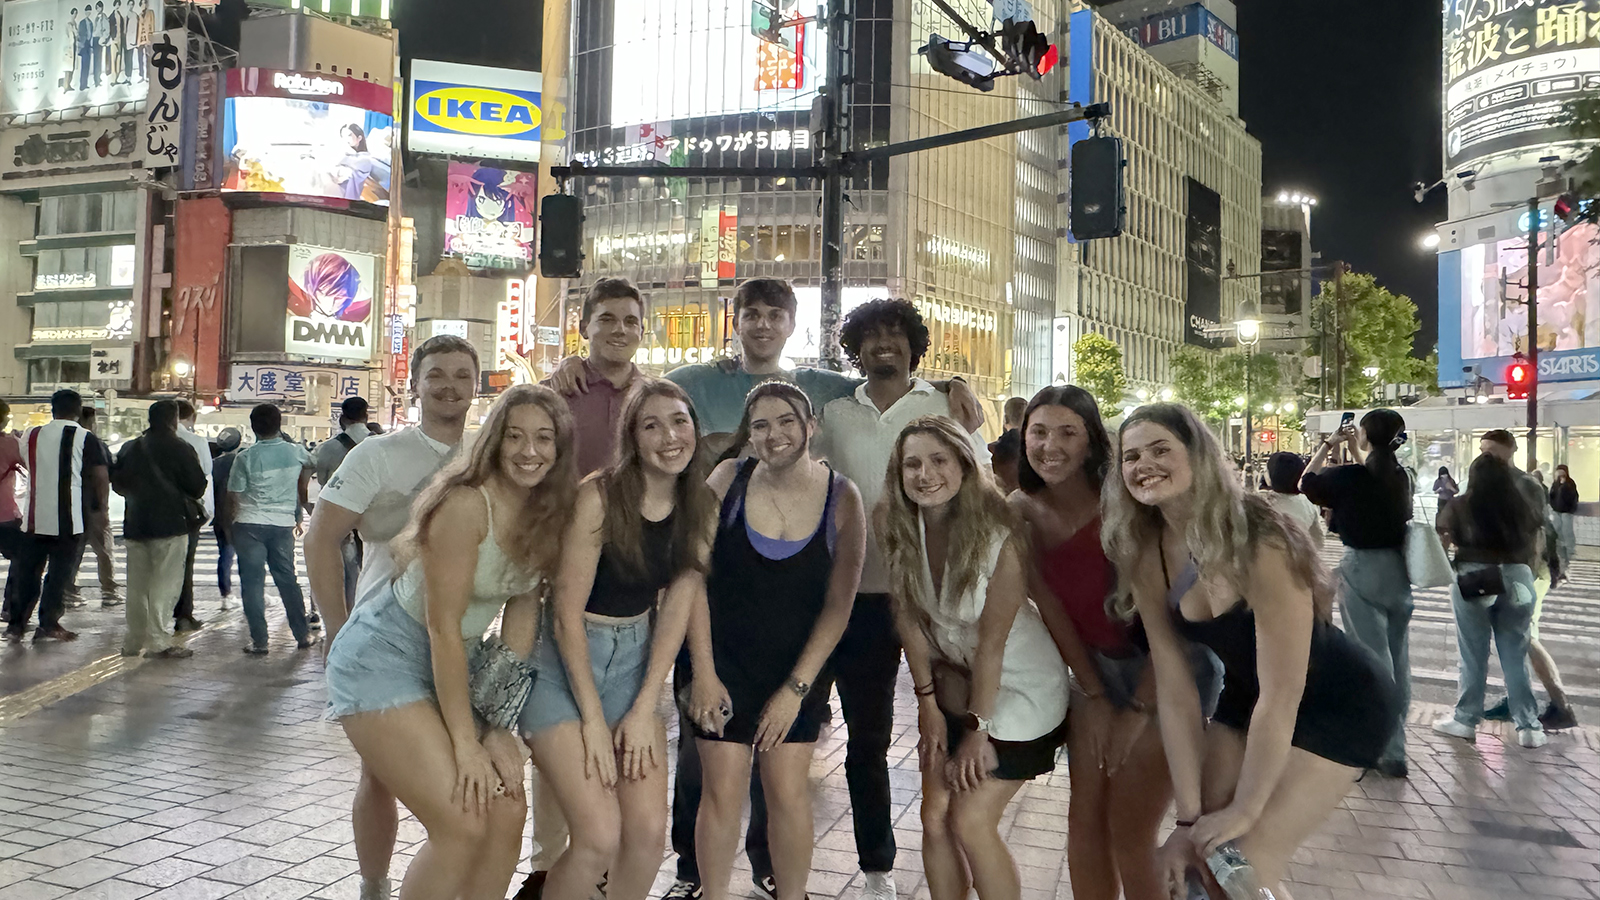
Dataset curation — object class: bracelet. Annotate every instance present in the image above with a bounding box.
[914,681,936,697]
[1175,819,1197,828]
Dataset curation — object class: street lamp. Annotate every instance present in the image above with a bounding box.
[171,357,194,399]
[1236,300,1262,481]
[1419,232,1441,250]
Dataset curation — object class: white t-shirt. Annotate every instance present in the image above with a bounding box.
[317,425,461,605]
[816,378,991,593]
[178,425,215,517]
[1263,491,1324,551]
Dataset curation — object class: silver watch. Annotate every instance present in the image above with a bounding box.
[786,677,811,698]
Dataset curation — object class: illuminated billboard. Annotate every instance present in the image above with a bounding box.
[409,60,541,162]
[609,0,826,127]
[1459,222,1600,359]
[1443,0,1600,171]
[0,0,165,115]
[444,161,536,272]
[221,69,394,206]
[285,244,377,361]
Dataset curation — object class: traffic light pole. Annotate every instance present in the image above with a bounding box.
[1527,195,1539,473]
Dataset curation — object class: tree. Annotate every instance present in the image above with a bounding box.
[1560,95,1600,214]
[1170,345,1288,424]
[1072,332,1128,416]
[1170,345,1220,416]
[1309,272,1434,403]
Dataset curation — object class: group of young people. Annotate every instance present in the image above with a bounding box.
[308,276,1405,900]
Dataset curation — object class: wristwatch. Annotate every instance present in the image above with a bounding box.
[963,712,993,734]
[786,677,811,698]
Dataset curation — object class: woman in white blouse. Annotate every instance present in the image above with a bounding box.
[877,416,1069,900]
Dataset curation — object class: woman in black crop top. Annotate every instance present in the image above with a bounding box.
[1102,404,1400,898]
[510,379,717,900]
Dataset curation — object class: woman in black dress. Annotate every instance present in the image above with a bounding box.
[1103,404,1400,897]
[685,383,867,900]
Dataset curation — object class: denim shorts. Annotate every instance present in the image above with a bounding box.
[325,588,438,719]
[1087,641,1222,719]
[519,610,651,737]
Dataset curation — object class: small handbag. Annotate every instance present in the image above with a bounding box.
[467,635,537,732]
[1404,520,1453,588]
[1455,565,1506,601]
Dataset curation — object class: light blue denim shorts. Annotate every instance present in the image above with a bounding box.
[325,588,438,719]
[519,610,651,737]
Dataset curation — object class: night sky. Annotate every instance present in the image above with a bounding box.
[1236,1,1446,355]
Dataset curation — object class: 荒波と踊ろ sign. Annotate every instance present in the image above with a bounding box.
[408,59,541,163]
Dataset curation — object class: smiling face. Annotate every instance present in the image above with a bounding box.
[860,322,912,380]
[1120,421,1193,508]
[1025,404,1091,487]
[585,296,644,367]
[498,402,558,490]
[900,431,965,510]
[414,349,477,425]
[736,300,796,365]
[635,393,697,478]
[748,395,810,469]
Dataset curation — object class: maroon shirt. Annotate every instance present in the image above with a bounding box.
[545,358,638,477]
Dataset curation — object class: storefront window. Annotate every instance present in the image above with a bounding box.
[1567,427,1600,499]
[37,191,139,237]
[33,245,136,291]
[26,357,91,391]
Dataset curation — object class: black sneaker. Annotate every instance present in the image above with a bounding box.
[1482,697,1512,722]
[753,875,778,900]
[1540,703,1579,731]
[174,616,204,633]
[663,881,702,900]
[242,645,269,656]
[1375,758,1408,779]
[513,870,549,900]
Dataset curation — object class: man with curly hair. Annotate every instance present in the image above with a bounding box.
[811,297,991,900]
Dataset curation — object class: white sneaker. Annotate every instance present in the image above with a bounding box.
[1432,716,1476,741]
[359,876,392,900]
[861,872,897,900]
[1518,728,1548,749]
[220,594,234,611]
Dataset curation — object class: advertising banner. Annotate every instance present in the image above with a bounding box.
[89,344,133,386]
[221,68,394,206]
[0,114,139,184]
[444,161,536,272]
[285,244,377,361]
[229,363,366,402]
[1459,221,1600,359]
[183,69,219,190]
[408,60,542,162]
[142,26,184,168]
[0,0,164,116]
[1118,2,1239,60]
[1184,177,1223,348]
[1443,0,1600,170]
[171,197,230,393]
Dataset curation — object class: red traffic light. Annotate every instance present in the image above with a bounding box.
[1037,43,1059,75]
[1508,359,1532,400]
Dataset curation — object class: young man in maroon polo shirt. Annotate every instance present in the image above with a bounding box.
[544,277,646,476]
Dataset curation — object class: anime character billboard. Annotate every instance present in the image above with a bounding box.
[285,245,376,361]
[444,161,536,272]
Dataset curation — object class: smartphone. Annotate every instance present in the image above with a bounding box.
[1340,411,1355,429]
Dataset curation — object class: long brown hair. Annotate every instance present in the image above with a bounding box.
[718,380,815,463]
[1101,403,1332,621]
[394,384,578,579]
[875,415,1021,621]
[601,378,715,578]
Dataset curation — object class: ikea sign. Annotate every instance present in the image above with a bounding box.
[409,60,543,163]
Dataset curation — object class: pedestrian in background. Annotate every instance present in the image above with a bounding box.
[173,400,213,632]
[1549,465,1579,577]
[988,428,1022,496]
[0,400,24,623]
[112,400,205,659]
[211,428,242,609]
[224,403,317,654]
[1302,409,1413,778]
[5,389,109,643]
[1432,452,1547,748]
[311,395,373,611]
[62,406,121,609]
[1261,451,1324,551]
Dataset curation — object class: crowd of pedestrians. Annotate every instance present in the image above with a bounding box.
[3,276,1594,900]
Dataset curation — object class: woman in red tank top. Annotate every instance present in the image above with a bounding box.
[1009,386,1172,900]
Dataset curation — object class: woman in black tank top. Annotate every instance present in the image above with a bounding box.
[508,380,716,900]
[1103,404,1399,899]
[686,383,867,900]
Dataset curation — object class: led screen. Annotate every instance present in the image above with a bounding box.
[221,96,394,205]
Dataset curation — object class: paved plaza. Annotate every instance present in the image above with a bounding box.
[3,540,1600,900]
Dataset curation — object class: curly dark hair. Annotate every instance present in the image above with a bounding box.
[840,298,931,373]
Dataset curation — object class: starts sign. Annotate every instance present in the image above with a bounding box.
[408,59,541,163]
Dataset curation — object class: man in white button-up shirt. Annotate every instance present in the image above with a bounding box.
[812,299,989,900]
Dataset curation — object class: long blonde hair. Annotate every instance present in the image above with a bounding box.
[875,416,1020,621]
[1101,403,1332,621]
[394,384,579,579]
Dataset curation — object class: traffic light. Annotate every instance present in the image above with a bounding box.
[1070,135,1127,241]
[999,19,1057,78]
[1507,354,1533,401]
[921,34,999,92]
[750,0,795,50]
[540,194,585,279]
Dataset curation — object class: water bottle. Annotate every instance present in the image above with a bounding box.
[1205,841,1276,900]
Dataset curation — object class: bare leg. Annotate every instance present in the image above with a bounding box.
[353,764,400,884]
[1064,702,1118,900]
[531,768,571,870]
[1528,639,1570,708]
[527,723,622,900]
[948,777,1026,900]
[609,719,671,900]
[461,788,531,900]
[756,742,818,900]
[1106,721,1175,900]
[919,764,970,900]
[341,703,527,900]
[695,739,755,900]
